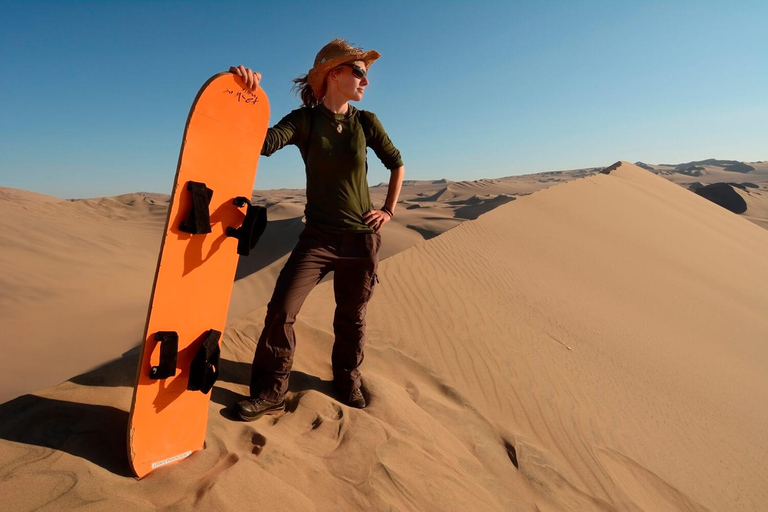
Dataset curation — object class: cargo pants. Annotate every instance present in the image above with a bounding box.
[249,224,380,402]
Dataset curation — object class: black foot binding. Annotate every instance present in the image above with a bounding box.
[347,388,367,409]
[149,331,178,379]
[226,197,267,256]
[179,181,213,234]
[236,397,285,421]
[187,329,221,394]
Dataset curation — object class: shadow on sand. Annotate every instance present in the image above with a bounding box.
[0,394,132,477]
[234,216,304,280]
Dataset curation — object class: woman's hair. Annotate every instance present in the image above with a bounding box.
[292,74,320,108]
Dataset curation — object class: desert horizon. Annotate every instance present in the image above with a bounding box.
[2,159,767,510]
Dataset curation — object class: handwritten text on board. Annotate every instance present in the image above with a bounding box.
[224,88,260,106]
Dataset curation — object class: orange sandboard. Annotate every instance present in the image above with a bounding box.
[127,72,269,478]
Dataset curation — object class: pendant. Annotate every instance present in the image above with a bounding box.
[336,123,343,133]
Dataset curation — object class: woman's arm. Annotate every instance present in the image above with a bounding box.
[363,165,405,233]
[229,66,305,156]
[383,166,404,215]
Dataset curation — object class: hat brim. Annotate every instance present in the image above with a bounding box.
[308,50,380,99]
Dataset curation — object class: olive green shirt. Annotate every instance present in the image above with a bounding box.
[261,104,403,232]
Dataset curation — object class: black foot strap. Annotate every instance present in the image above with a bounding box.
[187,329,221,394]
[150,331,178,379]
[226,197,267,256]
[179,181,213,234]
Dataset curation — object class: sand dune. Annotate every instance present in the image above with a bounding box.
[294,162,768,510]
[2,162,767,510]
[0,164,768,511]
[0,189,166,403]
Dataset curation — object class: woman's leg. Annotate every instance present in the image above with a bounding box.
[331,232,380,394]
[249,228,334,400]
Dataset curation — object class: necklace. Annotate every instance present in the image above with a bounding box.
[320,104,345,133]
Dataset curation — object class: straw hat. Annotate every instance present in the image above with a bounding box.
[307,38,381,99]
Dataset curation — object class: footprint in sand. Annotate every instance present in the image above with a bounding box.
[405,380,420,402]
[251,432,266,455]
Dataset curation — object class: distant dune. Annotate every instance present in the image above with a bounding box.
[638,159,768,229]
[1,161,767,510]
[694,183,748,213]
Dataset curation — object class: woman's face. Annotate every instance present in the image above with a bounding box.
[330,60,369,102]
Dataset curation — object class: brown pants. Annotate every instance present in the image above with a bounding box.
[249,225,380,401]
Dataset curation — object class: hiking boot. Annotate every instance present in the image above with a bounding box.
[236,397,285,422]
[347,388,366,409]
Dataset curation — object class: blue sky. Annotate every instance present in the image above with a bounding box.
[1,0,766,198]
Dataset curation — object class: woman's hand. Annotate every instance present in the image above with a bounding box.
[229,65,261,90]
[363,209,393,233]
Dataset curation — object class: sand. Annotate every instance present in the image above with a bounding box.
[1,162,767,511]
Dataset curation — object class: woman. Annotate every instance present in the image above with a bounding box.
[230,38,405,421]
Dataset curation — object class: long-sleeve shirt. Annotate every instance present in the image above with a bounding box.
[261,104,403,232]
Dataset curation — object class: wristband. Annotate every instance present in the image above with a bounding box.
[381,206,394,219]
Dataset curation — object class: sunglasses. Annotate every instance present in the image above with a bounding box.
[339,63,367,79]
